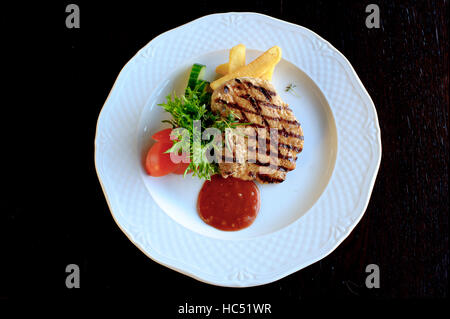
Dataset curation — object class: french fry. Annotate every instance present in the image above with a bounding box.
[215,45,279,81]
[215,44,246,75]
[211,46,282,90]
[218,63,275,80]
[215,63,229,75]
[228,44,246,73]
[260,65,276,81]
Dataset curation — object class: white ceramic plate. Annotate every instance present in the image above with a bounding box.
[95,12,381,287]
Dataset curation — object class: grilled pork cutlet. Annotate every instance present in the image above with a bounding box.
[211,77,304,184]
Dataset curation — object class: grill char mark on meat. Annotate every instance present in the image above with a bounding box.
[211,77,304,184]
[221,155,292,172]
[247,145,297,162]
[242,80,277,101]
[257,173,285,183]
[246,133,303,152]
[214,97,302,129]
[279,142,303,153]
[247,95,270,127]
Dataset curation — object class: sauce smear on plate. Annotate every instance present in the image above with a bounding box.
[197,175,260,231]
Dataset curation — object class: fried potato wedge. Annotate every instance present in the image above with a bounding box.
[218,63,276,80]
[260,65,275,81]
[215,63,228,75]
[215,44,246,75]
[211,46,281,90]
[228,44,246,73]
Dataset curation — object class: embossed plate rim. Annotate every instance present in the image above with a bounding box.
[95,12,382,287]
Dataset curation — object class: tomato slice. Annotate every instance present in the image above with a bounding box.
[146,128,191,177]
[151,128,173,143]
[172,152,190,175]
[144,142,178,177]
[173,162,190,175]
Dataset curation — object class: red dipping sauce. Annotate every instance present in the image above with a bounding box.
[197,175,260,231]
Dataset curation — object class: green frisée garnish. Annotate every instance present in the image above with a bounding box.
[158,65,247,180]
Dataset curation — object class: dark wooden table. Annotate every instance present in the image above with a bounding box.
[5,0,448,307]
